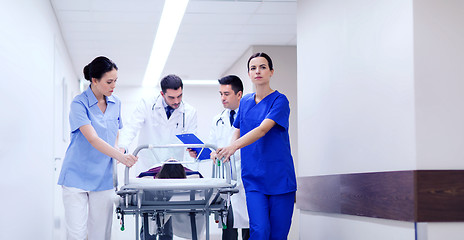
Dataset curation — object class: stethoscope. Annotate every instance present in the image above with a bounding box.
[215,109,229,126]
[152,95,186,132]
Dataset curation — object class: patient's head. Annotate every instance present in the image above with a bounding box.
[156,159,187,179]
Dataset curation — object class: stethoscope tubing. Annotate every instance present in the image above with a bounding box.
[215,109,227,126]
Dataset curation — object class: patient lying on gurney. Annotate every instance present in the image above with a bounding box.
[142,159,206,239]
[138,158,203,179]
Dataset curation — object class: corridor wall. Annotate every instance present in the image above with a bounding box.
[297,0,464,239]
[0,1,78,239]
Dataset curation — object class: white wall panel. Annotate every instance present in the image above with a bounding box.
[0,0,78,239]
[414,0,464,169]
[418,222,464,240]
[297,0,415,177]
[300,212,415,240]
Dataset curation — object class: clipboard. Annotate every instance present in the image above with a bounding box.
[176,133,212,160]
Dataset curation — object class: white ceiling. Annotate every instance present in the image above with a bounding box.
[51,0,297,87]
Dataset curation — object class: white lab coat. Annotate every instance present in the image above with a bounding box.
[208,108,249,229]
[119,95,198,175]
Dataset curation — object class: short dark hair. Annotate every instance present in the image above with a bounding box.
[247,52,273,71]
[156,161,187,179]
[218,75,243,94]
[160,74,183,93]
[83,56,118,82]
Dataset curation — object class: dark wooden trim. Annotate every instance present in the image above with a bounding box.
[416,170,464,222]
[297,174,341,214]
[296,170,464,222]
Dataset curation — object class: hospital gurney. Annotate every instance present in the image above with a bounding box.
[114,144,238,240]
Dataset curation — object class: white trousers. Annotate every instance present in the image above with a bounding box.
[62,186,114,240]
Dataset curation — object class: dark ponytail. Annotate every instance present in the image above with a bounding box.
[247,52,273,71]
[83,56,118,82]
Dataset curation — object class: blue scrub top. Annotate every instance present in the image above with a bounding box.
[58,86,123,191]
[234,91,297,195]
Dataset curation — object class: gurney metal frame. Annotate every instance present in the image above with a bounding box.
[114,144,237,240]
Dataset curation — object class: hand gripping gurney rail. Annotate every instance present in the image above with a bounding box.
[113,144,238,240]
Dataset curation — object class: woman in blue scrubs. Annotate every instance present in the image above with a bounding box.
[216,52,297,239]
[58,56,138,240]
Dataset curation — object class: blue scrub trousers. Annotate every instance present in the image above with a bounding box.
[246,191,295,240]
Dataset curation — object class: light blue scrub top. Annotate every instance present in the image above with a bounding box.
[234,91,297,195]
[58,86,123,191]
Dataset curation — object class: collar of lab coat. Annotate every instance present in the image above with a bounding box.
[155,94,185,113]
[85,85,115,107]
[221,107,239,119]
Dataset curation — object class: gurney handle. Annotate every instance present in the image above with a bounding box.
[219,188,239,195]
[116,189,138,196]
[134,144,217,156]
[120,143,236,186]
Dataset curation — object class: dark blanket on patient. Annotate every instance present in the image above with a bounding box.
[137,166,203,178]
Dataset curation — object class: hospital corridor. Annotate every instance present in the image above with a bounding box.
[2,0,464,239]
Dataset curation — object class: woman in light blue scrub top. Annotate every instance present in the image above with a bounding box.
[216,52,297,240]
[58,56,137,240]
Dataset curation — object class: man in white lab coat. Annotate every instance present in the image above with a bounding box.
[209,75,249,240]
[119,74,198,174]
[118,74,198,240]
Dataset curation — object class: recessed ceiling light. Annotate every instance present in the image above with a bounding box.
[142,0,189,87]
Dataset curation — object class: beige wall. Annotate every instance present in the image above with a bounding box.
[224,47,255,96]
